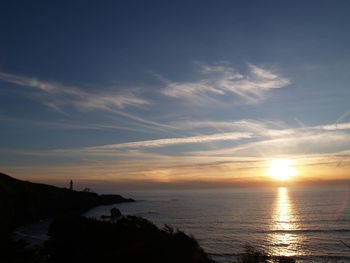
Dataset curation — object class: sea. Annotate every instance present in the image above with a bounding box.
[83,187,350,263]
[15,186,350,262]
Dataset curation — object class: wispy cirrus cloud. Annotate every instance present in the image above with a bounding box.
[47,120,350,156]
[171,119,350,139]
[84,132,253,151]
[336,108,350,124]
[71,118,350,159]
[161,62,290,103]
[170,119,291,136]
[0,71,149,111]
[0,71,179,131]
[188,129,350,158]
[7,119,350,185]
[0,116,153,133]
[315,122,350,131]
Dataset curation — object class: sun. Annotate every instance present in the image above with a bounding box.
[267,159,298,181]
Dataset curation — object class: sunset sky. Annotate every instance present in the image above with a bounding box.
[1,1,350,189]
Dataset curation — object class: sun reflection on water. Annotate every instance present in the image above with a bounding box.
[269,187,302,257]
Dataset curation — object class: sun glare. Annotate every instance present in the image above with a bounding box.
[267,159,298,181]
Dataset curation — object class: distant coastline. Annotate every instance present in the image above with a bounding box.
[0,172,215,263]
[0,172,134,234]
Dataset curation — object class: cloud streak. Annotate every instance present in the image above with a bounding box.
[161,62,290,103]
[49,119,350,156]
[85,132,253,150]
[316,122,350,131]
[6,119,350,185]
[0,71,149,111]
[0,71,180,131]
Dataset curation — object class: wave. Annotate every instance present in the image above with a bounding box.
[209,252,350,262]
[260,229,350,234]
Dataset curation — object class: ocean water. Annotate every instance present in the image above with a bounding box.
[84,187,350,262]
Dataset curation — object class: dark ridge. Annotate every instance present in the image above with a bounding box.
[0,172,134,235]
[0,173,216,263]
[45,214,215,263]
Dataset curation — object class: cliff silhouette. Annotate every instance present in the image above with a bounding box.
[0,172,133,236]
[0,173,216,263]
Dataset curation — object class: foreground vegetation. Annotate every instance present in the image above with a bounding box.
[46,215,215,263]
[1,215,215,263]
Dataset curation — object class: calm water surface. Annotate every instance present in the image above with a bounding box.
[85,187,350,262]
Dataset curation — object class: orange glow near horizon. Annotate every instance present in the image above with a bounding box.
[5,154,350,189]
[267,159,299,181]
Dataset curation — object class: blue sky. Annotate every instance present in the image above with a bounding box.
[1,0,350,188]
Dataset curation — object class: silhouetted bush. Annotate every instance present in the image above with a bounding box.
[0,237,45,263]
[45,215,215,263]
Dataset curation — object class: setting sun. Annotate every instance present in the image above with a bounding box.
[267,159,298,181]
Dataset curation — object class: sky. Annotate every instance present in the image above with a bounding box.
[1,0,350,190]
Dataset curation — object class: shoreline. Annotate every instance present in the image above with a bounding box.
[13,201,134,246]
[0,172,135,234]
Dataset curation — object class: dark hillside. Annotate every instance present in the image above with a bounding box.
[0,173,216,263]
[46,215,215,263]
[0,172,133,236]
